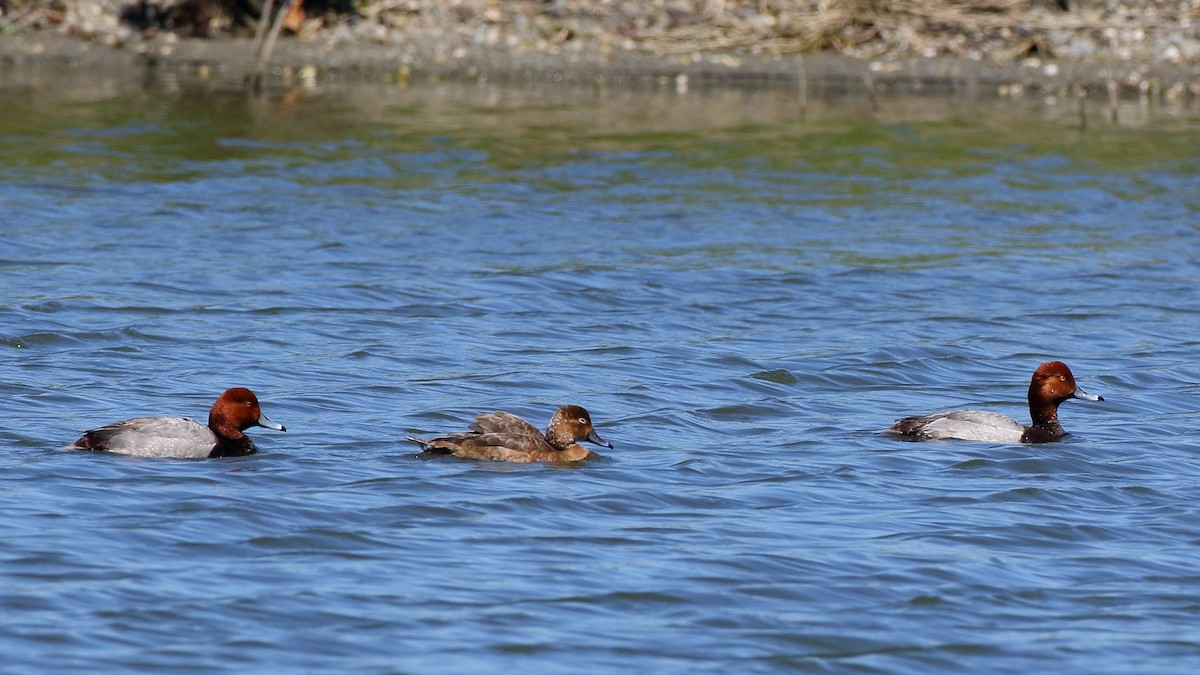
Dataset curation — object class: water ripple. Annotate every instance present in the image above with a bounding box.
[3,79,1200,672]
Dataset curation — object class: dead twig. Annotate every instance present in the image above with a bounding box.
[247,0,298,92]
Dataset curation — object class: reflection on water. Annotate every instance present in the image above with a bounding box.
[1,68,1200,672]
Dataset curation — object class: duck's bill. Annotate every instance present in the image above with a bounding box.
[1073,388,1104,402]
[258,413,286,432]
[586,429,613,449]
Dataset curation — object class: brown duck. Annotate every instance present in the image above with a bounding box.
[409,405,612,462]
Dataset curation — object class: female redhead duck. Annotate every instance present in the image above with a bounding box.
[887,361,1103,443]
[409,405,612,463]
[67,387,285,458]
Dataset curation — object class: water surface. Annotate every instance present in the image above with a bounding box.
[2,70,1199,672]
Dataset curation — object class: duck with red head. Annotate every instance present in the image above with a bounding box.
[886,361,1103,443]
[409,404,613,463]
[67,387,285,458]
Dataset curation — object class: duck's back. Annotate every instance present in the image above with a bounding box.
[890,410,1026,443]
[420,432,591,463]
[69,417,219,458]
[469,411,542,436]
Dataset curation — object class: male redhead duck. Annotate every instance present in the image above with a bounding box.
[67,387,285,458]
[886,361,1103,443]
[409,405,612,462]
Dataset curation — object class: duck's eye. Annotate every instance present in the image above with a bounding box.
[1059,376,1067,382]
[578,418,587,425]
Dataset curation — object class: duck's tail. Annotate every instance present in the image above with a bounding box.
[408,434,456,454]
[885,416,926,436]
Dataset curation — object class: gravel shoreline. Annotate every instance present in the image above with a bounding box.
[3,1,1200,100]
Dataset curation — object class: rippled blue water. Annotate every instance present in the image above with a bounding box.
[2,72,1200,672]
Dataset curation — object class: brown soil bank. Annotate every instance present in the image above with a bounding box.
[2,1,1200,99]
